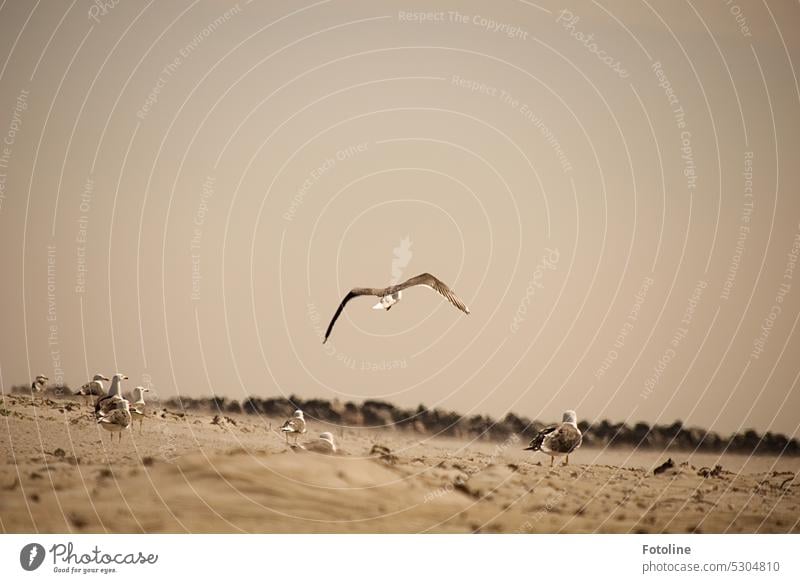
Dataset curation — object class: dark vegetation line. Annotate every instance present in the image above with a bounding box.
[9,385,798,455]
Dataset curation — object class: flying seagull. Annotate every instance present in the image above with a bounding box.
[323,273,470,343]
[524,410,582,467]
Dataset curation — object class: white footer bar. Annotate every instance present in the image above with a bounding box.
[1,534,797,582]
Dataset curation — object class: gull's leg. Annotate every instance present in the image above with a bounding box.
[550,456,554,468]
[563,455,569,466]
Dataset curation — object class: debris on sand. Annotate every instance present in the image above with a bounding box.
[160,409,185,419]
[67,512,88,529]
[697,465,724,478]
[653,458,674,475]
[211,415,237,427]
[453,477,477,499]
[755,471,797,493]
[370,444,397,464]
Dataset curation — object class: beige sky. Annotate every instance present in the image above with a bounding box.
[1,0,799,435]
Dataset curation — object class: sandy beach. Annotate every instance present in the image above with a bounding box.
[1,394,797,533]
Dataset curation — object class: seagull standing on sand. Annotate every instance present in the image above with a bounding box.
[280,410,307,444]
[97,399,132,443]
[129,386,150,433]
[323,273,470,343]
[94,373,128,419]
[77,374,109,407]
[525,410,582,467]
[30,375,48,404]
[31,375,48,393]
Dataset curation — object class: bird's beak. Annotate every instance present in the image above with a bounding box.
[523,446,535,451]
[123,376,129,380]
[371,301,384,310]
[102,376,110,381]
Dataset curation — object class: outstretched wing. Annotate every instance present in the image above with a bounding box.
[323,288,376,343]
[394,273,470,314]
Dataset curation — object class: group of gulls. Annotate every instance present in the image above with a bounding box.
[31,371,579,463]
[90,374,150,441]
[27,272,582,462]
[32,374,336,453]
[32,372,150,443]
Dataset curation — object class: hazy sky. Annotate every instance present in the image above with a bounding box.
[1,0,799,435]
